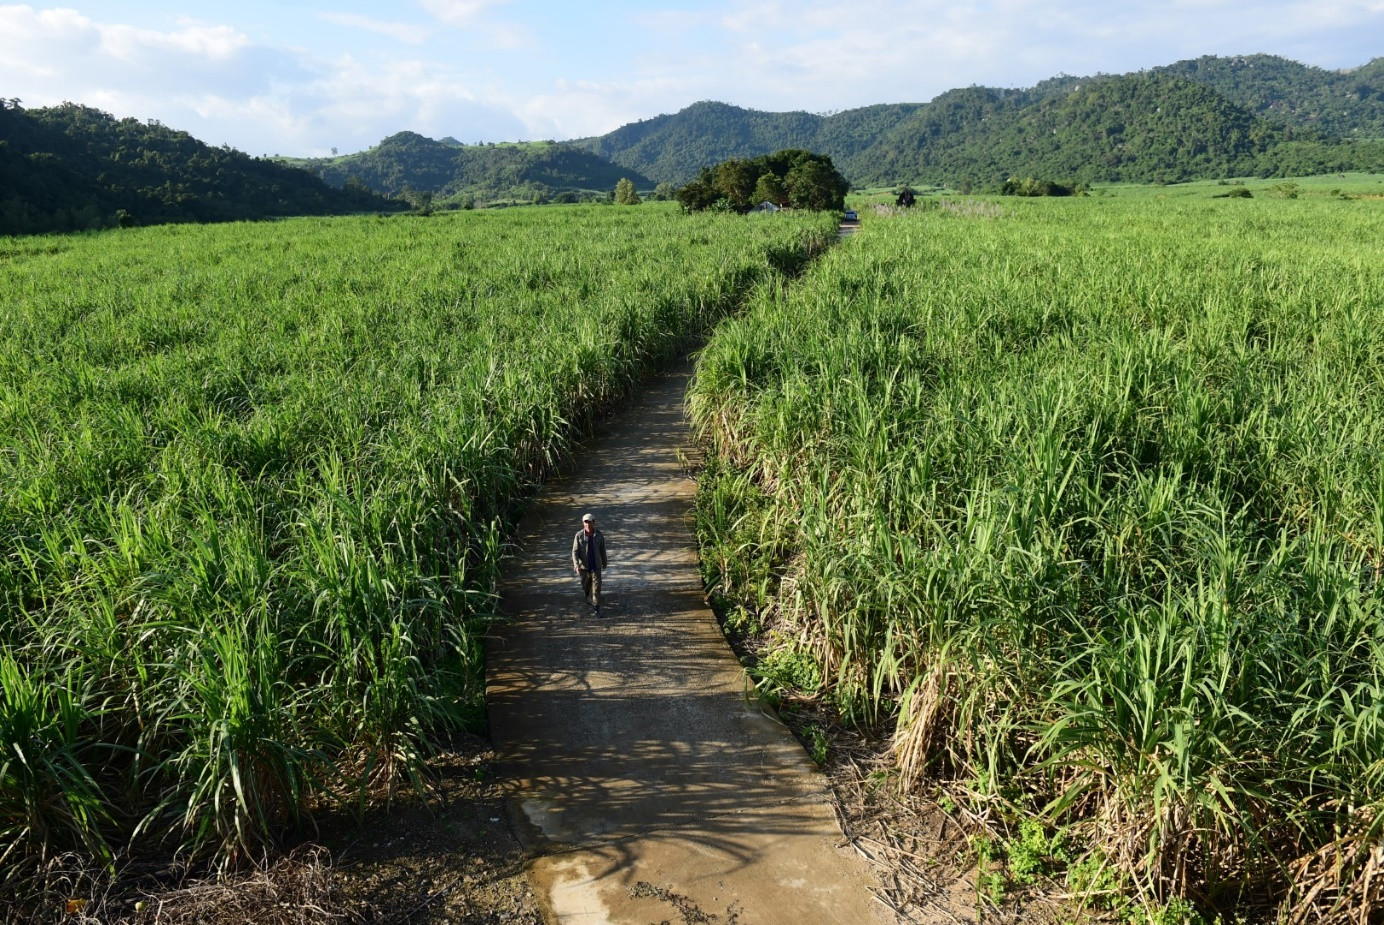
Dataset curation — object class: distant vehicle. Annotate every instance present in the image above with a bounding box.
[843,209,858,222]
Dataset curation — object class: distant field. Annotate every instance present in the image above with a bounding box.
[848,172,1384,203]
[1096,171,1384,199]
[0,206,836,896]
[692,194,1384,920]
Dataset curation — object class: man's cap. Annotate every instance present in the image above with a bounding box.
[582,513,595,522]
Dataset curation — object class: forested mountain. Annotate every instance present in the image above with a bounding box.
[0,102,395,236]
[572,101,933,185]
[579,56,1384,188]
[854,73,1306,187]
[1155,54,1384,138]
[575,101,824,185]
[864,70,1384,186]
[291,132,652,204]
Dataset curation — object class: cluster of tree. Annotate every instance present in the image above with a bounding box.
[614,178,641,204]
[573,55,1384,190]
[674,150,849,212]
[292,132,652,206]
[1000,177,1082,196]
[0,101,397,236]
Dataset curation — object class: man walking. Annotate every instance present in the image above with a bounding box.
[572,512,608,616]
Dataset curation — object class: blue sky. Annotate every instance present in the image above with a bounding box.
[2,1,1381,157]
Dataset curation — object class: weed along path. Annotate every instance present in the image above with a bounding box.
[486,362,889,925]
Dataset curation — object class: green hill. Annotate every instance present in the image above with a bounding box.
[574,101,826,185]
[1155,54,1384,138]
[292,132,652,204]
[0,102,395,236]
[579,56,1384,189]
[855,73,1295,187]
[571,101,927,186]
[865,71,1384,187]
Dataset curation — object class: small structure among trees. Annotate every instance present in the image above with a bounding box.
[675,150,849,213]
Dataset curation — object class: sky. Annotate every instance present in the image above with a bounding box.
[1,1,1381,157]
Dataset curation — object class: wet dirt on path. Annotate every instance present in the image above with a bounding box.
[486,362,891,925]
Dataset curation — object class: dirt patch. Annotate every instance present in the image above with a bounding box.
[13,735,543,925]
[770,699,1082,925]
[300,734,543,924]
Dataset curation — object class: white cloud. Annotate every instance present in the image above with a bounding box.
[514,0,1383,141]
[655,0,1383,113]
[319,12,431,44]
[477,20,531,49]
[305,54,529,138]
[0,7,95,79]
[0,5,300,100]
[0,5,530,155]
[418,0,507,26]
[416,0,530,48]
[99,20,249,62]
[520,74,707,139]
[1,0,1381,160]
[631,9,711,32]
[180,51,534,155]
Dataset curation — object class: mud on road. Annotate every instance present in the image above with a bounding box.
[487,363,890,924]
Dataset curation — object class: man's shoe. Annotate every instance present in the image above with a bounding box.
[594,606,602,618]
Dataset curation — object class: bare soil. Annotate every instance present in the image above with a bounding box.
[305,735,543,924]
[12,735,543,925]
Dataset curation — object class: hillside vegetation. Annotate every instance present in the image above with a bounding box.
[691,196,1384,922]
[0,102,395,235]
[577,101,829,187]
[290,131,652,205]
[576,57,1384,188]
[853,73,1355,187]
[1155,54,1384,138]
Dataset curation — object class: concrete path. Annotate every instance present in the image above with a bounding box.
[487,364,888,925]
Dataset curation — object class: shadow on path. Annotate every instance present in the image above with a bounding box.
[487,364,887,924]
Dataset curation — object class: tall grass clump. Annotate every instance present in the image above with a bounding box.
[690,196,1384,921]
[0,205,837,896]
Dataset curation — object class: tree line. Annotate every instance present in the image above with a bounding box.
[0,102,396,236]
[674,150,849,212]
